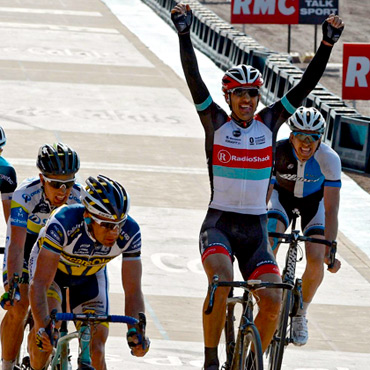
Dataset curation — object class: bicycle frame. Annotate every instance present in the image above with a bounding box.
[206,275,291,370]
[267,209,336,370]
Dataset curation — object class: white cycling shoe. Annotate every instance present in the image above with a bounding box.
[292,315,308,346]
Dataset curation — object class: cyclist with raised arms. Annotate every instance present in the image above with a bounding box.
[0,126,17,223]
[268,107,341,346]
[28,175,150,370]
[171,3,344,369]
[1,143,81,370]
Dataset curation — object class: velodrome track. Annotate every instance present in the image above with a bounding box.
[0,0,369,369]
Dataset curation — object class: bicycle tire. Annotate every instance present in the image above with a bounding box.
[239,324,263,370]
[267,289,292,370]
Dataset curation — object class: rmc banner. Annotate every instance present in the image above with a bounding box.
[231,0,339,24]
[342,43,370,100]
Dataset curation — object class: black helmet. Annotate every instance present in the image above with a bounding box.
[37,142,80,175]
[0,126,6,147]
[81,175,130,222]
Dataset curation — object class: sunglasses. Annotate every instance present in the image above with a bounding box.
[292,131,322,143]
[43,175,75,189]
[229,88,259,98]
[90,213,125,231]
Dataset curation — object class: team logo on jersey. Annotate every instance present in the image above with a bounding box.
[254,135,266,145]
[29,214,41,225]
[22,194,32,203]
[249,137,255,145]
[217,150,232,164]
[233,130,241,137]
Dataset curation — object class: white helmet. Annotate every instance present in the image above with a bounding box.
[0,126,6,147]
[289,107,325,134]
[222,65,263,93]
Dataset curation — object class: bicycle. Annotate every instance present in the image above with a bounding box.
[205,275,292,370]
[266,209,337,370]
[47,310,147,370]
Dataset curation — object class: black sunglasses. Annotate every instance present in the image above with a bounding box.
[230,87,259,98]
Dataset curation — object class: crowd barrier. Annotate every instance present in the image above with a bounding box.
[141,0,370,173]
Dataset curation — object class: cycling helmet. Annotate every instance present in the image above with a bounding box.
[0,126,6,147]
[37,142,80,175]
[81,175,130,222]
[288,107,325,134]
[222,65,263,93]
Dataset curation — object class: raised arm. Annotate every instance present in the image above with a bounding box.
[171,4,211,108]
[285,15,344,109]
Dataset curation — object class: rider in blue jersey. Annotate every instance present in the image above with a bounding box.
[171,3,344,369]
[268,107,341,346]
[0,126,17,223]
[1,143,81,370]
[29,175,149,370]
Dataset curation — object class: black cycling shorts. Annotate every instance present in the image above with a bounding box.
[199,208,280,280]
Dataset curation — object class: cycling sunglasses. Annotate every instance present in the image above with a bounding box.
[229,87,259,98]
[89,213,125,231]
[292,131,322,143]
[43,175,75,189]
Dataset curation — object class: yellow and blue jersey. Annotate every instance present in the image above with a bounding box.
[38,204,141,276]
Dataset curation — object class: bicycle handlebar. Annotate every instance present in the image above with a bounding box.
[268,231,332,246]
[52,312,139,326]
[204,275,293,315]
[269,232,337,269]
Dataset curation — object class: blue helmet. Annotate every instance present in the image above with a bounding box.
[81,175,130,222]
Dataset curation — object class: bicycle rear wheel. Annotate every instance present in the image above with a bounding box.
[267,289,292,370]
[239,324,263,370]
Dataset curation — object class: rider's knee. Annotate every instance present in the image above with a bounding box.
[259,290,282,320]
[5,304,29,321]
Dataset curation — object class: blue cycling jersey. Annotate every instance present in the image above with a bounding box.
[271,139,341,197]
[0,156,17,199]
[38,204,141,276]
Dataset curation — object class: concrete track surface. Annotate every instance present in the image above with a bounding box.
[0,1,369,369]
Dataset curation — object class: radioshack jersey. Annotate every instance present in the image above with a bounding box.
[210,115,274,214]
[178,33,334,216]
[36,204,141,276]
[0,156,17,200]
[271,139,341,197]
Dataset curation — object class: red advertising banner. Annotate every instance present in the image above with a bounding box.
[231,0,298,24]
[231,0,338,25]
[342,43,370,100]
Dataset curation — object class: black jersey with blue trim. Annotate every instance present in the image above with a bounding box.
[178,32,334,214]
[39,204,141,276]
[271,139,341,197]
[0,156,17,200]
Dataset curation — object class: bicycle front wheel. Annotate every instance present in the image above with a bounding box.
[267,289,292,370]
[239,324,263,370]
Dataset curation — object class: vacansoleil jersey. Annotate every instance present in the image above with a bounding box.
[38,203,141,276]
[0,156,17,200]
[271,139,341,198]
